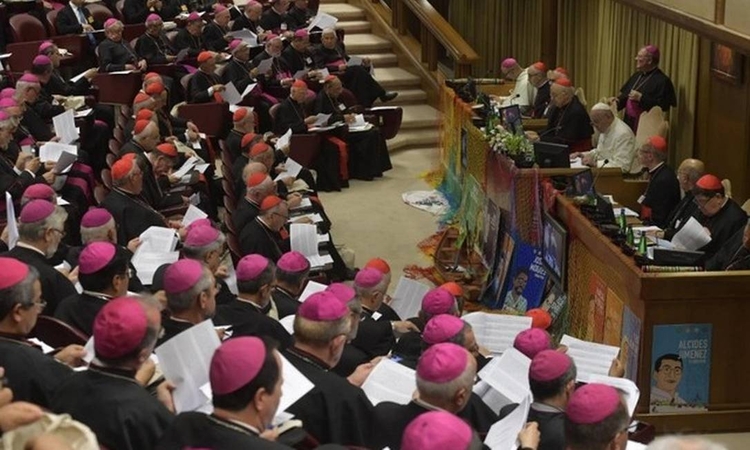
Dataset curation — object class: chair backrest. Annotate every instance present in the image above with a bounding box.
[635,106,669,150]
[722,179,732,199]
[30,315,89,346]
[742,199,750,215]
[106,150,118,166]
[181,73,193,91]
[86,4,114,25]
[289,134,321,168]
[101,168,113,189]
[115,0,125,19]
[45,9,60,36]
[94,185,109,205]
[9,14,48,43]
[227,231,242,265]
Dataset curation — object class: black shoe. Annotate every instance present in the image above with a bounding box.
[380,91,398,103]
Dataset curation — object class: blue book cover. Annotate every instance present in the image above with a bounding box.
[650,324,712,413]
[621,306,642,382]
[491,241,547,312]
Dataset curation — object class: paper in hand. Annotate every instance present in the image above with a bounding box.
[256,57,274,75]
[174,48,189,63]
[559,334,620,381]
[181,204,208,227]
[390,276,430,320]
[53,151,78,174]
[312,113,331,127]
[275,128,293,151]
[39,142,78,162]
[5,192,19,249]
[346,56,363,67]
[53,109,79,144]
[220,81,243,105]
[361,359,417,405]
[671,216,711,251]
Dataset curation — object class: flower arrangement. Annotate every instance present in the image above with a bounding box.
[480,111,535,166]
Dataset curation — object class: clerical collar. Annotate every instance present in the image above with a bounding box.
[649,162,665,174]
[15,242,46,257]
[168,315,195,325]
[209,414,261,436]
[0,331,30,344]
[273,285,298,299]
[88,363,139,383]
[412,397,445,412]
[82,290,114,301]
[287,346,331,371]
[236,296,271,315]
[531,401,565,414]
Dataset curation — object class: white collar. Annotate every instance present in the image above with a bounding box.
[15,242,47,257]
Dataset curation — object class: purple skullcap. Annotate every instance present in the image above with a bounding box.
[0,98,16,109]
[566,383,622,425]
[401,411,473,450]
[0,258,30,290]
[81,208,113,228]
[0,111,10,122]
[186,218,212,233]
[19,200,55,223]
[104,18,119,28]
[210,337,266,395]
[644,44,660,61]
[184,225,220,247]
[214,3,227,13]
[236,254,269,281]
[354,268,383,289]
[32,55,52,67]
[18,74,40,84]
[513,328,552,359]
[326,282,355,304]
[529,349,572,382]
[163,259,205,295]
[416,342,469,383]
[93,297,148,359]
[294,29,309,39]
[298,291,348,321]
[501,58,517,69]
[22,184,55,201]
[421,288,455,315]
[38,41,55,53]
[422,314,465,345]
[187,12,201,22]
[277,251,310,273]
[0,88,15,99]
[79,242,117,275]
[228,39,244,52]
[145,13,161,23]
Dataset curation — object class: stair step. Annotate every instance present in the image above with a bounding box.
[400,104,442,129]
[387,89,427,104]
[358,52,398,67]
[374,67,421,89]
[337,20,372,34]
[387,129,440,152]
[318,3,366,21]
[343,33,392,54]
[320,0,347,3]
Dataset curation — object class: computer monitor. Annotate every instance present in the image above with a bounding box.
[570,168,595,196]
[534,142,570,168]
[499,104,524,135]
[542,210,568,288]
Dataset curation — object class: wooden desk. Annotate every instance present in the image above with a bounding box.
[555,195,750,434]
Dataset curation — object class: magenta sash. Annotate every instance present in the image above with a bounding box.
[625,98,644,132]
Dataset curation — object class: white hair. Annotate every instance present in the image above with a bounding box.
[647,436,727,450]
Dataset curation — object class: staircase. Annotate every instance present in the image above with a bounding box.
[318,0,441,152]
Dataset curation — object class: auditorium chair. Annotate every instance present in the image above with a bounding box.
[177,74,232,137]
[44,8,60,36]
[9,13,47,42]
[86,3,114,25]
[634,106,669,149]
[365,106,403,140]
[268,103,323,170]
[30,316,88,347]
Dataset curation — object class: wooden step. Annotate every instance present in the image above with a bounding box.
[343,33,392,54]
[320,0,347,3]
[357,52,398,67]
[386,88,428,105]
[374,67,421,89]
[387,129,439,152]
[337,20,372,34]
[399,104,441,129]
[318,3,366,21]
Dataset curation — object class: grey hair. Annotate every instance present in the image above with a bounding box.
[246,177,274,201]
[81,219,115,244]
[294,314,351,345]
[134,121,156,143]
[14,81,39,100]
[0,266,40,318]
[647,436,727,450]
[354,281,385,300]
[182,231,226,260]
[166,266,214,313]
[416,358,476,403]
[18,206,68,241]
[321,27,336,37]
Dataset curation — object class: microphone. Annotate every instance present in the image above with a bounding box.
[537,125,561,138]
[508,93,521,105]
[589,159,610,197]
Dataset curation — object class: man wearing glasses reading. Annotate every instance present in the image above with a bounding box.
[690,174,746,259]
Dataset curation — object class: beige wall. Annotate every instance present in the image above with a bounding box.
[725,0,750,36]
[649,0,715,21]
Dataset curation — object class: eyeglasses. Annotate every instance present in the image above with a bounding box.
[23,300,47,311]
[50,228,66,238]
[693,196,714,207]
[273,212,290,221]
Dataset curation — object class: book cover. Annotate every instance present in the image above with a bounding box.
[494,241,548,312]
[620,306,642,382]
[482,232,515,308]
[603,288,624,347]
[585,272,607,342]
[650,323,712,413]
[480,199,501,270]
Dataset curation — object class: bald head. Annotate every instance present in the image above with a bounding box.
[677,159,705,192]
[647,436,726,450]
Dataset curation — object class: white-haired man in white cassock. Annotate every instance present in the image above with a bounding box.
[571,102,638,173]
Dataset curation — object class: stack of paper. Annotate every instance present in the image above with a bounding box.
[298,280,327,302]
[53,109,79,144]
[155,320,222,413]
[389,276,431,320]
[39,142,77,162]
[559,335,620,381]
[671,217,711,251]
[131,227,180,284]
[274,158,303,182]
[290,223,333,268]
[348,114,372,132]
[362,359,417,405]
[483,396,531,450]
[461,312,532,355]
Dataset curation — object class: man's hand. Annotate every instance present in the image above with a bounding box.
[518,422,540,450]
[214,264,229,279]
[127,237,142,253]
[525,130,540,142]
[166,55,177,62]
[82,24,95,33]
[186,121,199,133]
[347,360,378,387]
[292,217,313,225]
[581,153,595,166]
[627,90,642,102]
[15,152,33,170]
[187,129,200,142]
[0,226,8,246]
[338,64,347,72]
[44,160,56,172]
[42,171,56,185]
[54,344,87,367]
[156,380,176,413]
[66,266,79,285]
[304,116,318,125]
[344,114,355,124]
[391,320,419,335]
[282,176,294,187]
[125,64,137,71]
[84,68,98,80]
[569,152,581,160]
[363,57,371,66]
[0,402,43,432]
[608,357,625,378]
[137,60,148,71]
[286,193,301,208]
[0,368,13,407]
[135,358,156,386]
[24,156,41,173]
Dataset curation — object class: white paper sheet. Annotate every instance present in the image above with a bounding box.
[5,192,19,249]
[317,67,330,80]
[155,319,221,413]
[293,69,309,80]
[298,280,327,302]
[473,380,508,414]
[174,48,189,63]
[362,359,417,405]
[278,354,315,413]
[317,233,329,244]
[53,151,77,174]
[39,142,77,162]
[139,226,179,253]
[346,56,363,67]
[280,315,296,334]
[311,113,331,127]
[52,109,78,144]
[181,204,208,227]
[70,70,89,84]
[275,128,293,151]
[389,276,431,320]
[223,262,239,295]
[477,348,531,405]
[461,312,532,355]
[306,254,334,268]
[256,57,274,75]
[274,158,303,183]
[483,395,531,450]
[586,374,640,417]
[671,216,712,251]
[74,108,93,118]
[290,223,319,257]
[559,335,620,381]
[291,213,323,224]
[220,81,243,105]
[306,12,338,31]
[626,441,647,450]
[290,197,313,211]
[227,29,258,45]
[131,250,179,285]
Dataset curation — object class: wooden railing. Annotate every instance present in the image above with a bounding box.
[389,0,479,77]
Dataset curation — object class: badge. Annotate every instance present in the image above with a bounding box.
[181,4,187,10]
[371,312,382,321]
[637,194,646,204]
[281,23,288,31]
[305,57,312,64]
[87,15,94,23]
[338,104,346,111]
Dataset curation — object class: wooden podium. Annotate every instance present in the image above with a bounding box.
[555,195,750,433]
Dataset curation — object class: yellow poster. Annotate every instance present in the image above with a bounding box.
[604,288,625,346]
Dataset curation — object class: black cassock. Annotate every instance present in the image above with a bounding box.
[286,5,313,30]
[532,81,551,118]
[54,292,110,336]
[641,163,680,229]
[222,58,273,132]
[215,298,294,349]
[259,8,291,34]
[351,307,394,359]
[238,217,289,261]
[706,226,750,271]
[663,191,699,240]
[696,199,747,259]
[0,150,44,202]
[280,45,316,76]
[101,188,166,245]
[135,32,176,65]
[527,406,566,450]
[188,70,222,104]
[312,90,392,180]
[251,50,293,101]
[312,43,386,107]
[141,156,184,210]
[0,335,72,408]
[540,96,593,150]
[616,67,677,130]
[172,28,203,58]
[233,198,261,235]
[50,366,174,450]
[98,38,140,72]
[157,412,292,449]
[271,286,300,319]
[157,315,193,346]
[202,21,229,52]
[224,128,245,163]
[284,346,374,446]
[2,246,76,314]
